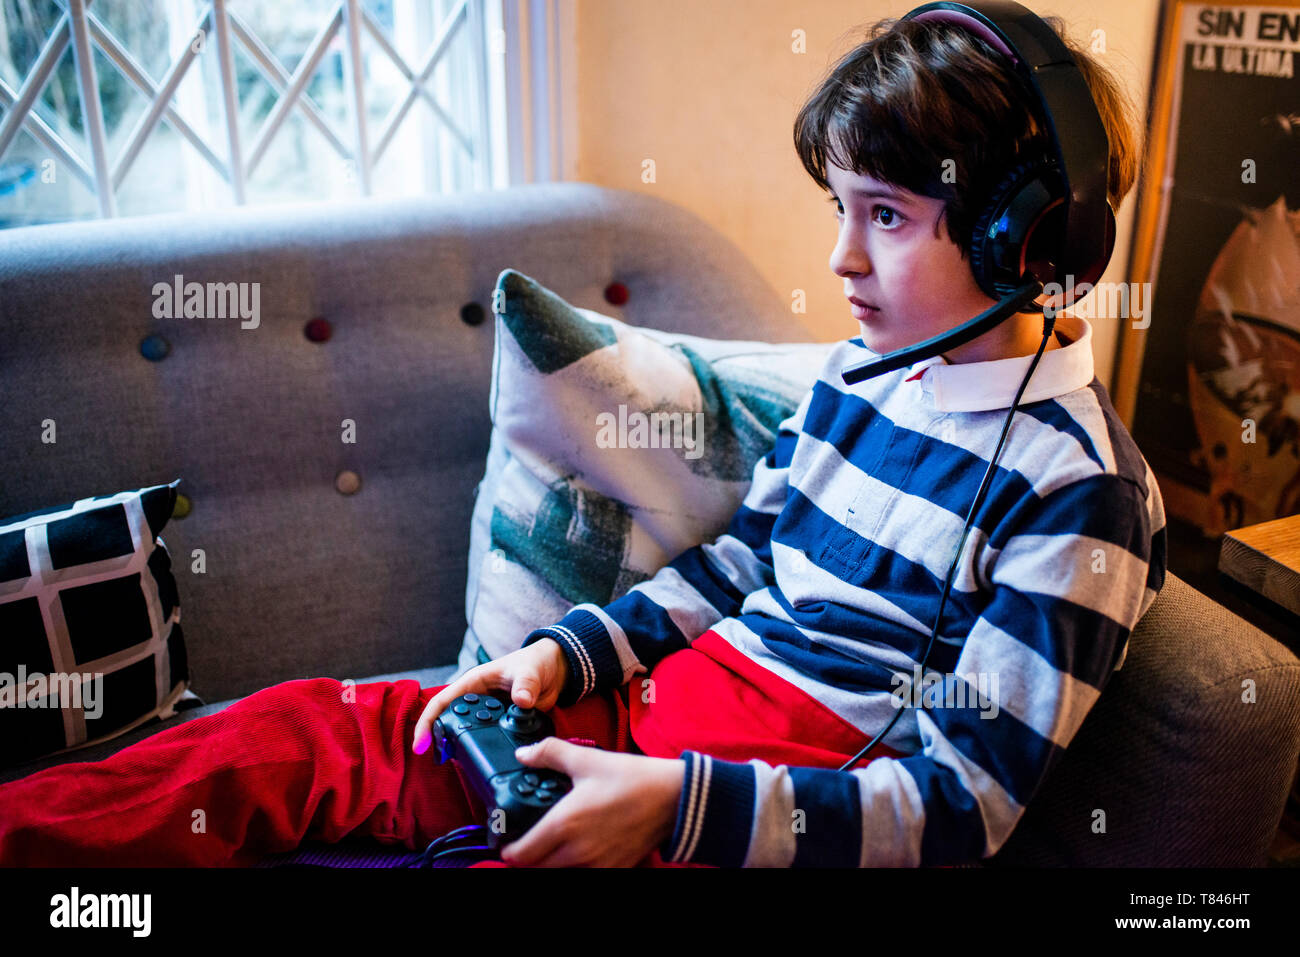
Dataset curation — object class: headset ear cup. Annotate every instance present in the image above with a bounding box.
[968,156,1061,299]
[1072,202,1117,290]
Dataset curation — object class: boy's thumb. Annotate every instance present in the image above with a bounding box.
[513,680,537,708]
[516,737,570,771]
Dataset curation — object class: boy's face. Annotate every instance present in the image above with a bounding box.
[825,162,1015,360]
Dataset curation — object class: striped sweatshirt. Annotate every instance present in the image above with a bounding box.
[523,312,1169,867]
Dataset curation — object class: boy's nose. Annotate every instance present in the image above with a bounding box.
[829,229,870,278]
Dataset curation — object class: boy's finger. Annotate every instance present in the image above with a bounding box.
[511,675,539,708]
[513,840,581,869]
[412,675,480,752]
[413,667,513,752]
[411,697,443,754]
[515,737,581,774]
[500,806,569,866]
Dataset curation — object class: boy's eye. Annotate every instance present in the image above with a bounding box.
[873,205,901,228]
[827,196,903,229]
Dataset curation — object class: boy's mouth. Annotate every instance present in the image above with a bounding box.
[848,296,879,318]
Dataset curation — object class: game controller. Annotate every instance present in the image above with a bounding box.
[431,692,572,848]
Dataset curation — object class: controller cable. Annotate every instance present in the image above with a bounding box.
[409,824,495,867]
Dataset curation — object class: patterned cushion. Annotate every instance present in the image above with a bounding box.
[0,481,190,767]
[458,269,833,672]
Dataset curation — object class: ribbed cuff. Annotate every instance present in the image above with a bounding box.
[659,751,756,867]
[521,606,621,707]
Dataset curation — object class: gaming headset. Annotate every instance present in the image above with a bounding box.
[836,0,1115,772]
[841,0,1115,383]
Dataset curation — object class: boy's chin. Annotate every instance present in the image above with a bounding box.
[857,323,892,355]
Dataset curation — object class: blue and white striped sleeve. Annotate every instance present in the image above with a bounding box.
[522,387,815,707]
[658,472,1166,867]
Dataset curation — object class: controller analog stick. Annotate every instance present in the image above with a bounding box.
[502,703,542,734]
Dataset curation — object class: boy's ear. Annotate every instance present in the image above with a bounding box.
[930,206,950,242]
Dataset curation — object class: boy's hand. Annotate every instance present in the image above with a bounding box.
[411,638,569,755]
[499,742,685,867]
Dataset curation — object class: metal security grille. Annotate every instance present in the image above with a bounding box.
[0,0,496,223]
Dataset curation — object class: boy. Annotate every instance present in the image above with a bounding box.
[0,12,1165,868]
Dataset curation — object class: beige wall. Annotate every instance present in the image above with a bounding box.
[569,0,1161,393]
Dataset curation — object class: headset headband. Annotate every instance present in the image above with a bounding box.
[901,1,1111,293]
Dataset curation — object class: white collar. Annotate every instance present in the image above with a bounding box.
[895,313,1096,412]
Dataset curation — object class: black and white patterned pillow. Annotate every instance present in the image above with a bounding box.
[0,481,190,767]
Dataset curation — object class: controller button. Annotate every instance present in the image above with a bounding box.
[536,790,555,803]
[540,779,560,790]
[523,772,540,785]
[463,693,480,704]
[514,782,536,796]
[485,699,503,709]
[475,709,492,721]
[455,721,472,732]
[452,704,470,715]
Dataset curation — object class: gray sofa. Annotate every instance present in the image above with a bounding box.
[2,182,1298,866]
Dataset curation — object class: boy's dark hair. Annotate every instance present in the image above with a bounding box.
[793,15,1142,258]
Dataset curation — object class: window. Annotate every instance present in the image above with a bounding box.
[0,0,516,229]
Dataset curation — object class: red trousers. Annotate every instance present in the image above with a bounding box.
[0,631,900,867]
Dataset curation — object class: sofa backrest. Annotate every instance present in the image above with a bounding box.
[0,183,810,701]
[6,184,1299,866]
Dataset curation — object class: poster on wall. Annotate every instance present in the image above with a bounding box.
[1117,1,1300,540]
